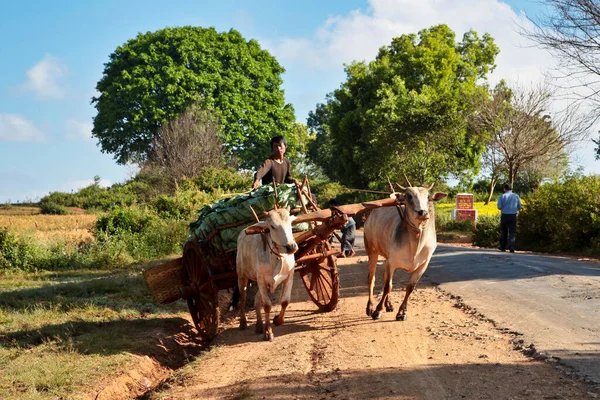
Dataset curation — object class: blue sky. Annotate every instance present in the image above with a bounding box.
[1,0,598,203]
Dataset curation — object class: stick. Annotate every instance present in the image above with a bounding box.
[249,205,260,223]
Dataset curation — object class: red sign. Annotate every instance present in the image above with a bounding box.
[455,209,477,222]
[456,194,474,210]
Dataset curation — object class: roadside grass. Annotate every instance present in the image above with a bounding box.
[0,264,192,400]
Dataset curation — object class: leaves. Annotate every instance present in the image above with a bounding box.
[92,27,295,168]
[307,24,499,188]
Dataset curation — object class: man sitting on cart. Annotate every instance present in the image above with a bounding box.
[252,135,297,190]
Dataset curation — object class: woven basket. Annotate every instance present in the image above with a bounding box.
[142,258,185,304]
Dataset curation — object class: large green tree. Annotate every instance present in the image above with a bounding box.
[92,26,295,168]
[308,24,499,188]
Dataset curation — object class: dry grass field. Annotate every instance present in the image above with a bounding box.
[0,207,97,245]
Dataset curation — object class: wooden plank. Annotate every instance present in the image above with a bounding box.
[293,197,397,224]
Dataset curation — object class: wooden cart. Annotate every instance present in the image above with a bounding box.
[143,181,397,342]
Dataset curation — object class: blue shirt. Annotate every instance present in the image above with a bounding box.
[497,190,522,214]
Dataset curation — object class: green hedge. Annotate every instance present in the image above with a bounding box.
[472,215,500,248]
[518,175,600,253]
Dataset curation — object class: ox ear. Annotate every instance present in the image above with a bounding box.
[391,192,406,203]
[244,221,268,235]
[429,192,448,202]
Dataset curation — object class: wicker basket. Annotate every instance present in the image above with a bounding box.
[142,258,185,304]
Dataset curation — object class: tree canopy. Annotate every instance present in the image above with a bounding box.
[307,24,499,188]
[92,26,295,168]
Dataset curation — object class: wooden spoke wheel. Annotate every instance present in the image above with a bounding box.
[183,241,220,341]
[300,242,340,312]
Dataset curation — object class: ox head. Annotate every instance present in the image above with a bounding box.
[391,183,447,227]
[248,207,299,254]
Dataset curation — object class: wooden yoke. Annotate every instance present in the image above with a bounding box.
[293,197,398,224]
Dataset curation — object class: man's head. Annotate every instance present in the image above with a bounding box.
[270,136,287,158]
[328,199,339,207]
[504,183,512,192]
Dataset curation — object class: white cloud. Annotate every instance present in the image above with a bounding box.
[0,113,46,142]
[66,119,93,141]
[21,53,67,99]
[264,0,550,85]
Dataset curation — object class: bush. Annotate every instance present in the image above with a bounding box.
[95,207,158,236]
[472,215,500,248]
[40,201,69,215]
[193,167,252,193]
[436,212,475,233]
[518,174,600,252]
[0,228,37,272]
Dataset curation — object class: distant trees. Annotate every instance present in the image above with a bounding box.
[92,26,295,168]
[524,0,600,157]
[307,24,499,188]
[470,81,589,200]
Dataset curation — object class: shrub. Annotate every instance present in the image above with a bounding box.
[95,207,157,236]
[192,167,252,193]
[40,201,69,215]
[518,175,600,252]
[0,228,37,272]
[472,215,500,248]
[435,212,475,233]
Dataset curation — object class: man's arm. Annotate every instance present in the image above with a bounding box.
[497,195,503,210]
[253,159,272,190]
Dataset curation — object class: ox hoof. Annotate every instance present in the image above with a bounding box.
[264,332,274,341]
[239,320,247,330]
[385,304,394,312]
[366,306,374,317]
[396,313,407,321]
[371,310,383,320]
[273,316,284,326]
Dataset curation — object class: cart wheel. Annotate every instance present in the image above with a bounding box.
[183,241,220,341]
[300,242,340,311]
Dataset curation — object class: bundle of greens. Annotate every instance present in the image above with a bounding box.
[187,183,311,252]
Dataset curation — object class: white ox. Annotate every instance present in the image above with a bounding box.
[364,184,447,321]
[236,207,298,341]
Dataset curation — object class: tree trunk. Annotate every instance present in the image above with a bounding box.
[485,176,497,205]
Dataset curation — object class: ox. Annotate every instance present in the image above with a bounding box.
[236,207,298,341]
[364,184,447,321]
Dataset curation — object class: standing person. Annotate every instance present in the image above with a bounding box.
[252,135,295,190]
[497,183,522,253]
[329,199,356,258]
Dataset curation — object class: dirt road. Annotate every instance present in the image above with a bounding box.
[145,250,596,400]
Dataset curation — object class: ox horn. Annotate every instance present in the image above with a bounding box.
[396,183,407,191]
[249,205,260,223]
[404,174,412,187]
[426,183,434,191]
[386,176,396,194]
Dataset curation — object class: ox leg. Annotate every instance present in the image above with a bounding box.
[238,277,248,330]
[396,261,428,321]
[366,253,379,317]
[257,284,274,341]
[254,288,264,334]
[372,262,393,320]
[273,275,293,326]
